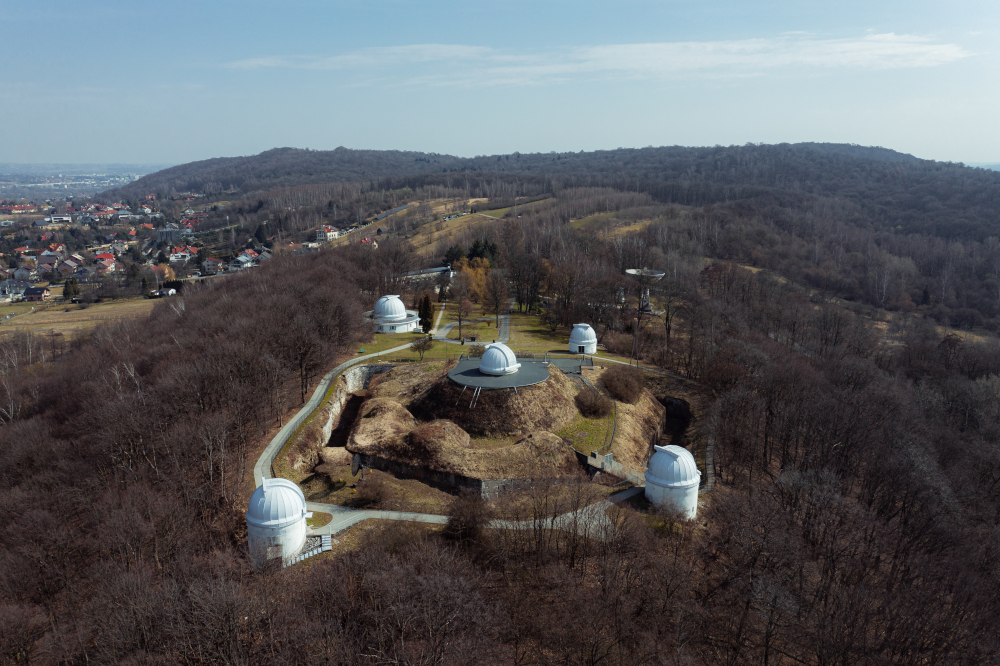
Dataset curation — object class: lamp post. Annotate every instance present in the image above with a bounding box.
[625,268,664,366]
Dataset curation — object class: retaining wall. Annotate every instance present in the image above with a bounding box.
[356,453,532,499]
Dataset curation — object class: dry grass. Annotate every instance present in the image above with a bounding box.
[343,362,583,479]
[0,298,155,338]
[301,464,454,508]
[409,365,579,436]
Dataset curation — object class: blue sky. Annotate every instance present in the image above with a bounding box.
[1,0,997,165]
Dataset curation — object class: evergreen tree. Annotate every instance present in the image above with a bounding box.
[419,294,434,333]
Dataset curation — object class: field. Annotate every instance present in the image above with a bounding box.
[0,298,156,337]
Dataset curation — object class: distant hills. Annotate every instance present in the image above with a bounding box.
[99,142,941,201]
[97,144,1000,242]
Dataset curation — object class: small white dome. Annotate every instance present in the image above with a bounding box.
[479,342,521,375]
[569,324,597,345]
[246,478,307,528]
[373,295,407,322]
[645,445,700,489]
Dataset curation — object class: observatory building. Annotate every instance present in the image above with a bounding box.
[644,444,701,519]
[568,324,597,354]
[368,295,420,333]
[479,342,521,375]
[246,478,310,567]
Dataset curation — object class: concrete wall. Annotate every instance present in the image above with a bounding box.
[357,452,535,500]
[290,364,394,474]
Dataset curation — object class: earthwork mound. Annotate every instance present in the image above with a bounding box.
[407,365,579,437]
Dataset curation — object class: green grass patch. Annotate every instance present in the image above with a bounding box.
[307,512,334,528]
[477,206,510,219]
[447,318,498,342]
[356,331,423,355]
[556,412,614,455]
[467,435,518,450]
[569,212,614,229]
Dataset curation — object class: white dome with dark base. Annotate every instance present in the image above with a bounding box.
[644,445,701,519]
[368,295,420,333]
[247,478,309,567]
[568,323,597,354]
[479,342,521,375]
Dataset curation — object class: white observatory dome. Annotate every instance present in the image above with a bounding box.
[479,342,521,375]
[373,295,407,322]
[369,295,420,333]
[644,445,701,519]
[568,323,597,354]
[246,478,309,567]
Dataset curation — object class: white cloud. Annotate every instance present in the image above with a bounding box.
[226,33,971,86]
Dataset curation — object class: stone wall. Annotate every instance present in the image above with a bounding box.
[291,364,394,473]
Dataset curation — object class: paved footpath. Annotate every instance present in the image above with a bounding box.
[253,340,421,487]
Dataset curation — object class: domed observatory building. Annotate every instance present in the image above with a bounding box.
[645,445,701,519]
[368,295,420,333]
[568,323,597,354]
[479,342,521,375]
[246,478,310,568]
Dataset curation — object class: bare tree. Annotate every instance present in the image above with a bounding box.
[484,270,510,327]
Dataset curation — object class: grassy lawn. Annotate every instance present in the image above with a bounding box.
[307,512,333,528]
[557,412,615,455]
[477,206,510,219]
[446,318,498,342]
[356,331,423,355]
[505,312,569,352]
[0,302,37,319]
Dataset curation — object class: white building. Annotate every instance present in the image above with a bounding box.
[369,295,420,333]
[644,445,701,519]
[316,225,341,242]
[568,323,597,354]
[479,342,521,375]
[246,478,310,568]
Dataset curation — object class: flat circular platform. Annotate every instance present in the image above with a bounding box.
[448,358,550,389]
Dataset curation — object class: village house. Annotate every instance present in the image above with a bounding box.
[170,245,198,263]
[0,279,30,300]
[202,257,225,274]
[23,287,50,302]
[13,266,36,282]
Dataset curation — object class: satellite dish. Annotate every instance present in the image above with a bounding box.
[351,453,361,477]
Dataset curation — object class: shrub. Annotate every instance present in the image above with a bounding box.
[601,365,645,403]
[575,387,613,418]
[443,490,493,542]
[353,477,388,507]
[468,344,486,358]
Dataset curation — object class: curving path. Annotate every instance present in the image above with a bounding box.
[253,339,422,487]
[251,303,654,550]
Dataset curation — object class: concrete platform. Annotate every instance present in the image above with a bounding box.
[447,358,550,389]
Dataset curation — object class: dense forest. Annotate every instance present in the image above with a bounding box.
[2,145,1000,662]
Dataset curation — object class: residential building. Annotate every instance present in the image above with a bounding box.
[316,225,341,241]
[24,287,50,302]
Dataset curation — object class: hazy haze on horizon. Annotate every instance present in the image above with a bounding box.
[2,0,997,166]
